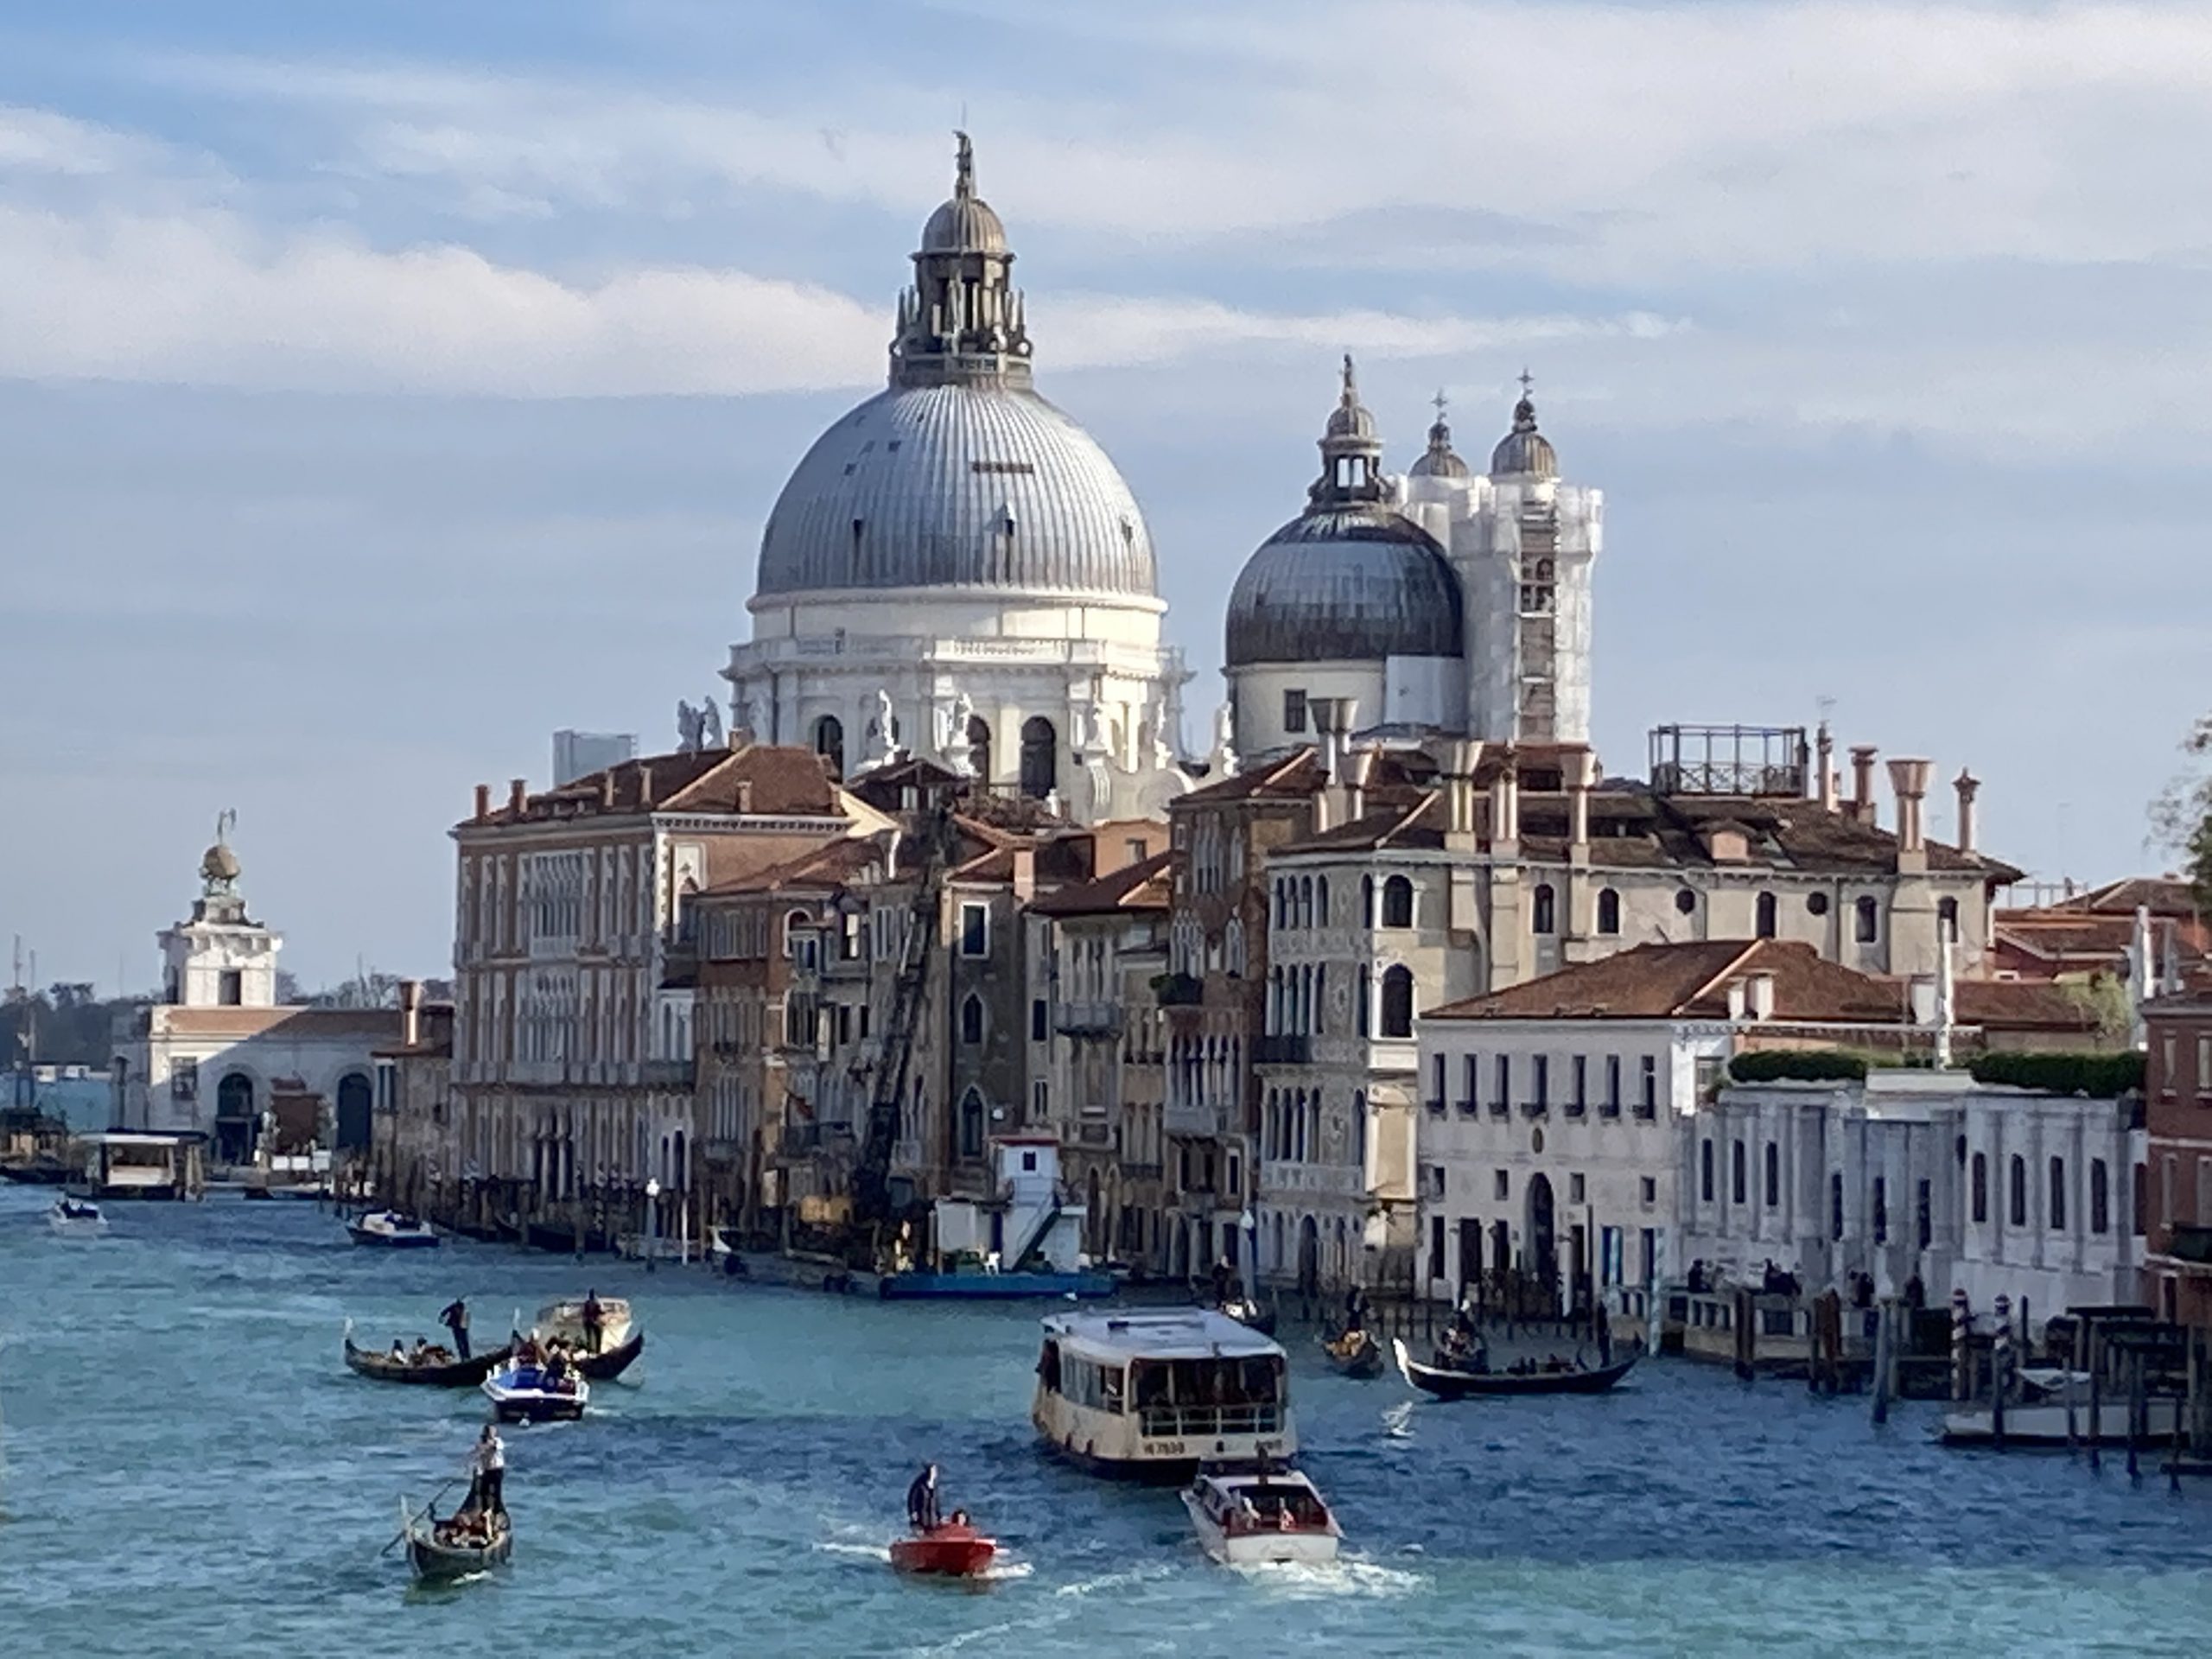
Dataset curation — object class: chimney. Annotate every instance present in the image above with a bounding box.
[507,777,527,816]
[600,772,616,810]
[474,783,492,822]
[1849,746,1878,825]
[1567,747,1598,851]
[734,780,753,815]
[1816,726,1838,812]
[1313,698,1357,832]
[1012,845,1036,905]
[1745,970,1775,1022]
[638,763,653,804]
[1346,747,1376,823]
[1908,975,1937,1026]
[1726,978,1748,1021]
[1490,750,1521,848]
[1435,738,1483,853]
[1954,768,1980,854]
[399,978,423,1048]
[1886,757,1931,853]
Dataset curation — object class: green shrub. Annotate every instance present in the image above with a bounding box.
[1727,1049,1869,1084]
[1967,1051,2145,1097]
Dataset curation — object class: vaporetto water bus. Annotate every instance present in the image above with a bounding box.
[1032,1309,1294,1481]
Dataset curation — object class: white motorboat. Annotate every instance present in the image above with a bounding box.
[482,1361,589,1424]
[347,1210,440,1249]
[47,1197,107,1236]
[1181,1466,1341,1566]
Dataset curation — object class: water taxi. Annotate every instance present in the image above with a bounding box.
[1033,1308,1294,1481]
[889,1519,997,1577]
[347,1210,439,1249]
[1182,1466,1342,1567]
[482,1362,588,1424]
[47,1196,107,1236]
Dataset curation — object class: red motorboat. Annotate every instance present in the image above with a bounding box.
[889,1520,997,1578]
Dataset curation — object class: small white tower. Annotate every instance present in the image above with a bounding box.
[158,812,283,1008]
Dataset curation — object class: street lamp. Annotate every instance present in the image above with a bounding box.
[645,1177,662,1273]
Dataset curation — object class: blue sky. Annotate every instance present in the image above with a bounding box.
[4,0,2209,991]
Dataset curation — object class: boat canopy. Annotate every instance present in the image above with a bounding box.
[1041,1308,1282,1365]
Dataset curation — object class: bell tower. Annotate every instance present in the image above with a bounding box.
[158,811,283,1008]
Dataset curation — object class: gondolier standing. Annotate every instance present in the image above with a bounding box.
[582,1288,605,1355]
[469,1424,506,1517]
[440,1296,471,1361]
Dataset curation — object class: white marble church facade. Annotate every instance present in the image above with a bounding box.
[723,136,1192,824]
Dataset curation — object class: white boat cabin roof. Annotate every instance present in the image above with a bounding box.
[1198,1467,1321,1496]
[1042,1309,1283,1364]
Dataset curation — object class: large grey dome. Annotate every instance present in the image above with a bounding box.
[753,383,1158,600]
[1225,505,1463,666]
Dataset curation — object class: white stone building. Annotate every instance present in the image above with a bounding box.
[724,135,1190,823]
[112,825,405,1168]
[1684,1072,2145,1315]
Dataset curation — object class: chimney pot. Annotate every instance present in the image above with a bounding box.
[1849,746,1878,825]
[399,978,423,1048]
[508,777,528,816]
[1746,970,1775,1021]
[1954,768,1980,854]
[474,783,492,822]
[1816,726,1838,812]
[1886,757,1932,853]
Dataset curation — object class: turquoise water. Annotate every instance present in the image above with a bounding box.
[3,1183,2209,1657]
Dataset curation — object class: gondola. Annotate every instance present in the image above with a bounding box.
[343,1319,511,1386]
[403,1503,513,1582]
[530,1299,645,1382]
[1319,1327,1386,1378]
[1391,1337,1638,1399]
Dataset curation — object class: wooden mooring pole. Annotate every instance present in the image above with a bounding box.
[1871,1299,1894,1426]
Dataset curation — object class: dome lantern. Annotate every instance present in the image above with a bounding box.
[891,131,1031,391]
[1408,388,1470,480]
[1309,354,1387,508]
[1490,369,1560,480]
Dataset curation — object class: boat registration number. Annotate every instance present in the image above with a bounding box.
[1144,1440,1187,1457]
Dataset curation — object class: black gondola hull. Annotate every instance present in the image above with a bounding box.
[573,1328,645,1382]
[345,1338,512,1388]
[1393,1338,1638,1399]
[406,1523,512,1581]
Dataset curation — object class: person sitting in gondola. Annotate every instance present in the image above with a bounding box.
[906,1464,941,1533]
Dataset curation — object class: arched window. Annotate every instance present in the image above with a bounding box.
[1938,896,1960,942]
[1700,1137,1714,1202]
[1273,880,1287,930]
[1317,877,1330,928]
[1379,965,1414,1039]
[1731,1141,1747,1205]
[1972,1152,1988,1222]
[1351,1090,1367,1167]
[1855,895,1880,944]
[2050,1156,2068,1231]
[1356,965,1370,1037]
[1764,1141,1779,1207]
[958,1088,986,1159]
[1755,892,1777,938]
[966,715,992,785]
[1299,877,1313,929]
[334,1072,372,1152]
[1225,918,1247,977]
[1020,715,1058,798]
[1361,874,1375,928]
[2009,1154,2028,1226]
[1596,888,1621,936]
[1531,883,1556,935]
[1382,875,1414,929]
[811,715,844,779]
[783,908,810,957]
[960,995,984,1045]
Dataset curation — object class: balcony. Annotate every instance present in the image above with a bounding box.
[1154,973,1205,1008]
[1521,1100,1549,1119]
[1424,1096,1446,1117]
[1252,1034,1312,1066]
[1055,1001,1123,1037]
[2170,1224,2212,1266]
[1454,1097,1478,1117]
[1632,1100,1657,1121]
[1487,1099,1510,1119]
[641,1059,695,1088]
[1165,1102,1219,1139]
[1599,1100,1622,1120]
[1564,1099,1587,1119]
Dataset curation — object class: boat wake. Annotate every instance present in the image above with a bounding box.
[1381,1401,1416,1439]
[816,1540,891,1563]
[1229,1556,1426,1599]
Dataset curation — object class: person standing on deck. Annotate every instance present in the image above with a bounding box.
[1210,1257,1231,1308]
[469,1425,506,1517]
[1344,1282,1369,1333]
[439,1297,471,1361]
[906,1464,941,1533]
[582,1289,605,1354]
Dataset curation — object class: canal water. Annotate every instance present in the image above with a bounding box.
[3,1185,2209,1658]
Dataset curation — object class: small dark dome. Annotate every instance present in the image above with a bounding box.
[1410,410,1469,480]
[1225,506,1463,666]
[920,194,1007,254]
[1491,395,1558,479]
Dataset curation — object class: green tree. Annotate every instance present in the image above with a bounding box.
[2152,715,2212,908]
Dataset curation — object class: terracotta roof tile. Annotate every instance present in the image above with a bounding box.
[1027,851,1174,916]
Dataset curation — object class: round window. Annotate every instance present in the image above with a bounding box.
[1674,888,1697,915]
[1531,1128,1545,1154]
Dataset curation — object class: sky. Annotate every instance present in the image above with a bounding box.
[3,0,2209,993]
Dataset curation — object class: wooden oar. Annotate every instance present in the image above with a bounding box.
[378,1477,461,1556]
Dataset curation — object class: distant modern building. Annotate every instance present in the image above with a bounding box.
[553,730,638,789]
